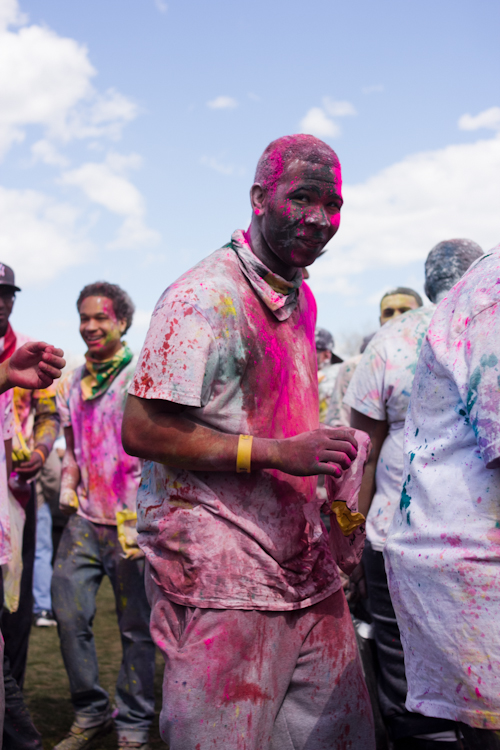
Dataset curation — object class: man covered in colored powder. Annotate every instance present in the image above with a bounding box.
[122,134,375,749]
[345,240,483,749]
[0,264,62,688]
[52,283,156,750]
[0,340,66,747]
[384,242,500,750]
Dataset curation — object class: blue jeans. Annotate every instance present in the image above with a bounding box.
[33,502,53,614]
[52,515,155,744]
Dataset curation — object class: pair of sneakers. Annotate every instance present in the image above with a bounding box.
[53,719,150,750]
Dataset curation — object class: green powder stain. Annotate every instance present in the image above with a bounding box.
[400,476,412,525]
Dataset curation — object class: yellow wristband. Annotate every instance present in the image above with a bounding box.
[32,448,46,465]
[236,434,253,473]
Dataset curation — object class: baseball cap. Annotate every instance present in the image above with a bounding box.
[315,327,334,351]
[0,263,21,292]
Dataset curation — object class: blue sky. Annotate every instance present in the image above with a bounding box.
[1,0,499,358]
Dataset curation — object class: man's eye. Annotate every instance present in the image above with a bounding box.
[384,309,395,317]
[293,194,309,203]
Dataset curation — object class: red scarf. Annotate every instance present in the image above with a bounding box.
[0,323,16,363]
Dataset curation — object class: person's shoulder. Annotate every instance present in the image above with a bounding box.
[57,365,84,397]
[163,245,241,302]
[433,246,500,338]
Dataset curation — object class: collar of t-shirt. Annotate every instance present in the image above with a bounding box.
[230,229,303,321]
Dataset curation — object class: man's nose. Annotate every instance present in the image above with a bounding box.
[304,206,329,227]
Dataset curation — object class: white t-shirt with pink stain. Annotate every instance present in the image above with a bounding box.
[129,232,342,611]
[344,305,435,551]
[0,391,15,564]
[56,360,142,525]
[385,246,500,729]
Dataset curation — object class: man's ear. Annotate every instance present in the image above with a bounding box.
[250,183,267,216]
[119,319,127,335]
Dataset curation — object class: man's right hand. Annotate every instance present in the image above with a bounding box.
[275,427,358,477]
[60,488,79,515]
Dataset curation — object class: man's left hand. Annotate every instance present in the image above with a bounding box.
[6,342,65,390]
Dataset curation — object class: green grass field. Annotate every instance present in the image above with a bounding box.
[24,577,165,750]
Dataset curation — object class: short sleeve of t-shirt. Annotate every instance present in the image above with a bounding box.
[1,391,14,441]
[344,341,387,421]
[56,371,73,428]
[454,303,500,468]
[129,299,219,407]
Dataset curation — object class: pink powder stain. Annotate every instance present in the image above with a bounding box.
[204,637,214,651]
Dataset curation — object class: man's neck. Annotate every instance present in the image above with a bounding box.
[245,222,297,281]
[0,322,9,338]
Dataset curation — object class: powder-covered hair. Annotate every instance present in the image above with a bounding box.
[424,239,483,303]
[77,281,135,333]
[254,134,340,196]
[380,286,423,309]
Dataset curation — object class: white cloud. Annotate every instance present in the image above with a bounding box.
[322,98,357,117]
[310,134,500,293]
[362,84,384,94]
[200,155,243,176]
[207,95,238,110]
[300,107,340,138]
[0,0,27,31]
[61,152,159,248]
[0,1,159,277]
[0,3,137,158]
[458,106,500,132]
[0,185,93,284]
[300,98,356,139]
[154,0,168,13]
[31,139,69,167]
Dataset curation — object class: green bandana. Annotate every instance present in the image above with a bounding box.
[81,343,133,401]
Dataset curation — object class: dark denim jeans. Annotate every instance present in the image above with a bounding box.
[52,515,156,744]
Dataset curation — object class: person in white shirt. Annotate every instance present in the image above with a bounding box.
[345,239,483,749]
[385,242,500,750]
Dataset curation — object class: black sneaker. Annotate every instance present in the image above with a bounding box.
[34,609,57,627]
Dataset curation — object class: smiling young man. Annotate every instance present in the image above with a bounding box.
[122,135,375,750]
[51,283,156,750]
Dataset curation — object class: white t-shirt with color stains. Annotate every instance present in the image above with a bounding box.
[128,231,342,611]
[385,247,500,728]
[344,306,435,551]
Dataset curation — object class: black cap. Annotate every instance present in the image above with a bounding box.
[0,263,21,292]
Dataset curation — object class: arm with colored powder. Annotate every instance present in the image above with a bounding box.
[59,426,80,515]
[122,394,358,477]
[350,409,388,518]
[15,389,61,479]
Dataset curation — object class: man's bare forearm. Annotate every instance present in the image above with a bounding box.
[122,394,359,477]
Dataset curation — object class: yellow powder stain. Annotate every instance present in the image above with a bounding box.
[219,296,237,318]
[169,499,194,510]
[235,705,240,718]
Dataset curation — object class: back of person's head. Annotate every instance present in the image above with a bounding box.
[77,281,135,333]
[254,134,340,196]
[424,239,483,303]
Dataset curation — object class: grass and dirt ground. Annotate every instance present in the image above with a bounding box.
[24,577,165,750]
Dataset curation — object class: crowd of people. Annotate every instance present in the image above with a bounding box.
[0,133,498,750]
